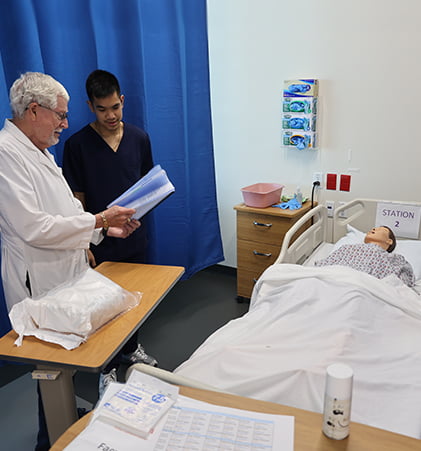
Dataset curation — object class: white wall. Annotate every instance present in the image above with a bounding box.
[207,0,421,267]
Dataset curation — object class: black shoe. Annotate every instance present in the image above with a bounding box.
[77,407,91,419]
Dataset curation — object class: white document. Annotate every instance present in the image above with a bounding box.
[64,384,294,450]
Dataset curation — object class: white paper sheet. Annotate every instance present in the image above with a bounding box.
[64,383,294,450]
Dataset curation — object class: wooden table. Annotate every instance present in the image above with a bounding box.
[51,385,420,450]
[0,262,184,444]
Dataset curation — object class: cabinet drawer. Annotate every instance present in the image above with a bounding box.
[237,267,262,299]
[237,212,294,244]
[237,239,279,273]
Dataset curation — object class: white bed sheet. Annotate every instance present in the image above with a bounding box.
[302,242,334,266]
[175,264,421,439]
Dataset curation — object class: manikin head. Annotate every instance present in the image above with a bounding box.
[364,226,396,253]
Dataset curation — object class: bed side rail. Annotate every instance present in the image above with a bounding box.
[333,199,367,242]
[274,205,327,265]
[126,363,231,393]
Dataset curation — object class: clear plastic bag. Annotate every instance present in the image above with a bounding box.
[9,268,141,349]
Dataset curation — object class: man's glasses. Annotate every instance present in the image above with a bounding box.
[38,104,68,121]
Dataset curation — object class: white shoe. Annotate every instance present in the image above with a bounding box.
[121,344,158,367]
[99,368,117,398]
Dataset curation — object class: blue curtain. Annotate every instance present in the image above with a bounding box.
[0,0,224,340]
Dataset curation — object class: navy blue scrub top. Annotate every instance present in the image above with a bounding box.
[63,123,154,264]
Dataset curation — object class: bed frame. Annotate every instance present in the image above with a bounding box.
[275,198,421,265]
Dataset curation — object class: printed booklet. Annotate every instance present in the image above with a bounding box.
[107,165,175,219]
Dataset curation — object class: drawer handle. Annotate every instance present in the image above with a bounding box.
[253,221,272,228]
[253,250,272,257]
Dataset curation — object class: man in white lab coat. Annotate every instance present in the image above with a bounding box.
[0,72,140,312]
[0,72,140,451]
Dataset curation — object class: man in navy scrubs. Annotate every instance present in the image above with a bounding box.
[63,70,157,391]
[63,69,153,266]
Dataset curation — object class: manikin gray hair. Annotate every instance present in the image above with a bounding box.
[9,72,69,119]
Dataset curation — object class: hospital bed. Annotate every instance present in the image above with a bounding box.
[174,199,421,440]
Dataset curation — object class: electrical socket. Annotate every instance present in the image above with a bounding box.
[326,200,334,218]
[313,172,323,187]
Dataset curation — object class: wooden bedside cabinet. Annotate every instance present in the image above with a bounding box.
[234,202,313,300]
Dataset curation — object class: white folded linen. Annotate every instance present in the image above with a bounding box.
[9,268,141,349]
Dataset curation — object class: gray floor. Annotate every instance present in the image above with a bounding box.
[0,265,249,450]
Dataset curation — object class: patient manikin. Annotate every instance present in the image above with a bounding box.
[315,226,415,287]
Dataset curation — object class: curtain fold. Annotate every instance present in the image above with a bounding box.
[0,0,224,341]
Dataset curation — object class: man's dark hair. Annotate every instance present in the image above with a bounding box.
[86,69,120,102]
[383,225,396,253]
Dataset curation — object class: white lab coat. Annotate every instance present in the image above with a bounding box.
[0,119,102,311]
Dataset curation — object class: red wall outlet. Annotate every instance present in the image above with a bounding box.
[340,174,351,191]
[326,173,337,190]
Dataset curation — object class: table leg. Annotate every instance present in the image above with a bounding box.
[37,365,78,445]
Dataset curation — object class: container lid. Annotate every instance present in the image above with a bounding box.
[325,363,353,398]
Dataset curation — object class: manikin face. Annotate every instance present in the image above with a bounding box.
[88,92,124,132]
[28,96,69,149]
[364,226,393,250]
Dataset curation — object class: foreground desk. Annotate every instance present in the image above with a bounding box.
[51,386,420,450]
[0,262,184,444]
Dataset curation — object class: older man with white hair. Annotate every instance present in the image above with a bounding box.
[0,72,140,450]
[0,72,139,312]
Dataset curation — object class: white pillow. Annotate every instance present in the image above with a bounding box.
[332,225,365,252]
[333,224,421,280]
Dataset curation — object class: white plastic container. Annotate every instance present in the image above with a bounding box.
[322,363,353,440]
[295,186,303,204]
